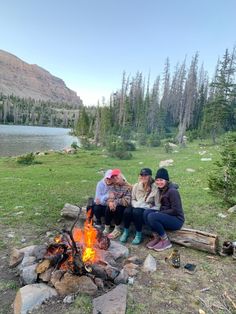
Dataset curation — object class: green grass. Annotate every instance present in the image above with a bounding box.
[0,280,19,292]
[0,142,235,239]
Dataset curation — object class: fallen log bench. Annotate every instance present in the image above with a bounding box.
[167,228,219,255]
[61,204,219,255]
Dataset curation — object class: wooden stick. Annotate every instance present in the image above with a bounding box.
[224,291,236,310]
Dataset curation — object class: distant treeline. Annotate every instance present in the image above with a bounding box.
[0,94,80,128]
[75,47,236,145]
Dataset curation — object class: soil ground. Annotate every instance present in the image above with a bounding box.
[0,223,236,314]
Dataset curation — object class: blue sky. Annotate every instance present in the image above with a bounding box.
[0,0,235,105]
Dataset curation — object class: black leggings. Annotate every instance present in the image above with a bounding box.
[93,204,106,223]
[123,207,145,232]
[105,205,125,226]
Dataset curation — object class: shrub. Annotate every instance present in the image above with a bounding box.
[164,142,173,154]
[80,137,96,150]
[17,153,36,165]
[112,150,133,160]
[208,132,236,205]
[107,138,133,159]
[71,141,79,150]
[147,134,161,147]
[123,140,136,151]
[137,133,148,146]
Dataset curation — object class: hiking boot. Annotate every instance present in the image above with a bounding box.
[132,232,142,245]
[219,241,234,256]
[153,238,172,251]
[120,228,129,243]
[108,228,121,239]
[146,235,160,249]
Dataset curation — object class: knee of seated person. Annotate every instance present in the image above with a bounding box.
[133,207,143,216]
[147,212,156,224]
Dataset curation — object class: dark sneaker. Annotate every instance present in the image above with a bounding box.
[153,239,172,251]
[219,241,234,256]
[146,236,160,249]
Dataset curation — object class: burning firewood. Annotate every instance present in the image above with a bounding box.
[36,259,51,274]
[40,206,110,276]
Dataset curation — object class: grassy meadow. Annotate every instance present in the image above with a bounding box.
[0,140,235,240]
[1,140,236,314]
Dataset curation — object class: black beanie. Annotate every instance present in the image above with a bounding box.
[155,168,169,181]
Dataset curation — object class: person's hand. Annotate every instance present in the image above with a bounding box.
[109,192,115,198]
[108,201,116,211]
[95,198,100,205]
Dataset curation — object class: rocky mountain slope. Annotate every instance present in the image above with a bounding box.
[0,50,82,105]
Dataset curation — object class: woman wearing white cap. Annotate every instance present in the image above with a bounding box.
[92,169,114,228]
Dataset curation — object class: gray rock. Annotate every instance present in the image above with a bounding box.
[39,267,54,283]
[228,205,236,213]
[63,294,75,304]
[20,264,38,285]
[143,254,157,272]
[94,277,104,290]
[17,255,36,271]
[123,263,139,276]
[33,245,47,261]
[105,265,120,280]
[54,273,97,296]
[124,255,142,265]
[19,245,38,256]
[93,284,127,314]
[13,283,57,314]
[98,251,117,267]
[107,240,129,260]
[9,248,24,268]
[114,269,129,284]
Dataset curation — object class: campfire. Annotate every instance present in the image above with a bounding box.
[10,207,133,300]
[38,209,110,276]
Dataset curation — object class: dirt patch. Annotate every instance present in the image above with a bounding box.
[0,224,236,314]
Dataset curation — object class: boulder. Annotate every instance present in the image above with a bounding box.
[93,284,127,314]
[13,283,57,314]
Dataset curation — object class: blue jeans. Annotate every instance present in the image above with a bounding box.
[143,209,184,237]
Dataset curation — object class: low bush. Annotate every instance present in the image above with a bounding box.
[147,134,161,147]
[17,153,36,165]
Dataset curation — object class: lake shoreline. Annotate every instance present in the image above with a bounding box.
[0,124,79,157]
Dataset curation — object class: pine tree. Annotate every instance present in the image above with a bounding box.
[202,48,236,143]
[208,132,236,205]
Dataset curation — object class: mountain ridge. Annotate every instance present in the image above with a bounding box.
[0,49,82,106]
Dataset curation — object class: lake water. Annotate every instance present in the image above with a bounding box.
[0,125,79,156]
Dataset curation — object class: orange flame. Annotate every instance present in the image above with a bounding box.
[54,235,62,243]
[48,208,99,270]
[82,208,98,264]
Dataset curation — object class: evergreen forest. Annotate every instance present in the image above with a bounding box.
[75,47,236,145]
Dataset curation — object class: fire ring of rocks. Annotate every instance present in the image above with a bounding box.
[9,213,142,313]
